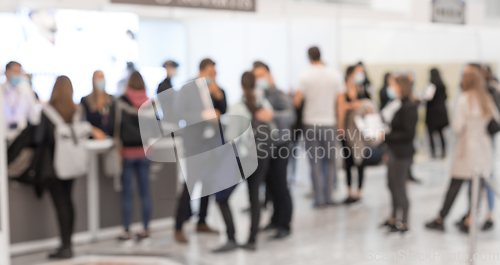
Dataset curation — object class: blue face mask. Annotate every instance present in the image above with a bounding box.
[387,86,397,100]
[256,78,270,91]
[9,75,22,87]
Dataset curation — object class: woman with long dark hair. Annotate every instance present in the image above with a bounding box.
[212,71,274,253]
[424,68,449,158]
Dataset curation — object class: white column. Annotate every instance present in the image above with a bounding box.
[0,90,11,265]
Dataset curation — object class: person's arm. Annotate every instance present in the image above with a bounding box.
[107,100,117,136]
[337,93,347,134]
[272,93,297,128]
[451,94,467,135]
[384,106,418,143]
[255,99,274,122]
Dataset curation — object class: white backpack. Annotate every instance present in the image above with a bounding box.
[43,105,92,180]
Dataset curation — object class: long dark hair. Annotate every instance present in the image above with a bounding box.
[242,71,259,114]
[127,71,146,91]
[382,72,391,89]
[50,76,77,123]
[430,68,444,88]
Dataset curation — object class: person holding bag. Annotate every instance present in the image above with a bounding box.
[426,65,499,233]
[35,76,104,259]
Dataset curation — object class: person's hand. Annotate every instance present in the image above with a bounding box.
[208,80,223,100]
[349,101,360,110]
[378,131,385,141]
[255,109,273,122]
[91,127,106,140]
[201,109,219,121]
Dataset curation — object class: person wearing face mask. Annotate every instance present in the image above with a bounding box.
[157,60,179,94]
[353,62,372,99]
[80,70,114,133]
[252,61,296,239]
[379,75,418,237]
[2,61,40,142]
[173,58,225,244]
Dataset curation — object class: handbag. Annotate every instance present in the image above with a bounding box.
[104,100,123,178]
[487,118,500,136]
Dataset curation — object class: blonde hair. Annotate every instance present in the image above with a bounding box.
[462,67,492,118]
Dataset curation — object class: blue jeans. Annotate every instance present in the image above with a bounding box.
[486,174,495,212]
[121,158,152,231]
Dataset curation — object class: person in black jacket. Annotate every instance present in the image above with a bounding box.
[425,68,449,158]
[380,74,418,236]
[36,76,104,259]
[174,58,225,244]
[81,70,114,132]
[157,60,179,94]
[379,73,392,110]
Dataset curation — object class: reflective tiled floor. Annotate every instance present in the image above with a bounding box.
[11,141,500,265]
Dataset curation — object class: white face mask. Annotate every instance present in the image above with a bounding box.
[354,73,365,85]
[256,78,270,91]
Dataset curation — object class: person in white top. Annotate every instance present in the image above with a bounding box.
[294,47,346,207]
[2,61,40,142]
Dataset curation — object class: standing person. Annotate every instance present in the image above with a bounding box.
[253,61,296,239]
[481,64,499,231]
[2,61,40,142]
[425,65,499,233]
[80,70,114,132]
[213,71,274,253]
[424,68,449,159]
[379,73,392,110]
[338,66,368,204]
[353,62,373,99]
[174,58,224,243]
[294,47,346,208]
[108,71,153,243]
[35,76,104,259]
[380,75,418,236]
[157,60,179,94]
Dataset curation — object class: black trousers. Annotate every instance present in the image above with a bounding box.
[387,151,412,224]
[428,127,446,156]
[175,184,209,231]
[439,178,483,219]
[218,156,270,243]
[48,178,75,248]
[266,145,293,231]
[342,140,365,189]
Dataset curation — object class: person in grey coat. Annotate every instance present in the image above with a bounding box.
[253,61,296,239]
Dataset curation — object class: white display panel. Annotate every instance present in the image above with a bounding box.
[0,9,139,102]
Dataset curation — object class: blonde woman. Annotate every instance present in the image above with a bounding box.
[426,64,499,233]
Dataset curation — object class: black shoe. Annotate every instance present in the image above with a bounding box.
[482,220,494,231]
[48,247,73,259]
[455,216,467,227]
[458,222,469,234]
[271,229,291,240]
[425,220,445,232]
[379,220,392,228]
[136,231,150,242]
[343,197,355,205]
[241,241,256,251]
[261,223,278,231]
[212,240,238,253]
[388,225,399,233]
[408,176,421,184]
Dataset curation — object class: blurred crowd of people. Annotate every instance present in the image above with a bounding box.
[3,46,500,259]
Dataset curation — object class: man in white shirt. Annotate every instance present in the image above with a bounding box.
[294,47,346,207]
[2,61,40,142]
